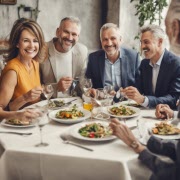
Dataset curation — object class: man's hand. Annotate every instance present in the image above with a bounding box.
[121,86,144,104]
[57,77,73,92]
[23,86,43,103]
[155,104,174,119]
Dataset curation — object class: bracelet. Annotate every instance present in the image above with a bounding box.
[130,140,139,149]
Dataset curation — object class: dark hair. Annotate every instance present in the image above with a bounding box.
[5,18,47,62]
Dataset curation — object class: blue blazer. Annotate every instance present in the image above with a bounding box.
[136,49,180,109]
[85,47,140,89]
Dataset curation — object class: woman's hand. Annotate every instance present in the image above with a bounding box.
[109,118,145,153]
[15,109,40,121]
[23,86,43,103]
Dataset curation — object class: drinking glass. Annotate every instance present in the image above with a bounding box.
[43,84,54,108]
[104,85,116,105]
[81,78,93,97]
[83,101,93,120]
[35,107,49,147]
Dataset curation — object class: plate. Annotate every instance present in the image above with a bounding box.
[1,119,36,128]
[104,105,141,118]
[147,121,180,140]
[69,121,116,141]
[49,108,91,124]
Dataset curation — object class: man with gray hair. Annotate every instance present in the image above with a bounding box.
[40,16,88,97]
[85,23,140,92]
[122,24,180,109]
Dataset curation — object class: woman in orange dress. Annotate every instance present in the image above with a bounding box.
[0,18,47,119]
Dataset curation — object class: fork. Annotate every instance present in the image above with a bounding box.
[0,131,32,136]
[60,99,77,107]
[60,134,93,151]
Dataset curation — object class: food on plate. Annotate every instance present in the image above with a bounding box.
[152,122,180,135]
[55,105,84,119]
[79,122,112,138]
[48,100,65,108]
[125,103,141,108]
[109,105,136,116]
[5,119,31,126]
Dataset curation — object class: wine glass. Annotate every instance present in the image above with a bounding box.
[104,85,116,105]
[81,78,92,97]
[35,107,49,147]
[43,84,54,108]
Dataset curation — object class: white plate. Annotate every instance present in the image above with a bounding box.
[28,97,83,110]
[49,108,91,124]
[104,105,141,118]
[69,121,116,141]
[147,121,180,140]
[1,119,36,128]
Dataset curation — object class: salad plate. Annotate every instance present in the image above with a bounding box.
[104,105,141,118]
[69,121,116,141]
[147,121,180,140]
[48,108,91,124]
[1,119,36,128]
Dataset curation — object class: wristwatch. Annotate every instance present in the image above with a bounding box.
[130,140,139,149]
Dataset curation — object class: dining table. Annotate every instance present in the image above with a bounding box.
[0,97,171,180]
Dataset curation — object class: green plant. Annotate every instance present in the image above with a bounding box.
[130,0,168,26]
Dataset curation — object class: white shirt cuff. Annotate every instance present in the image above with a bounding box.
[141,96,149,107]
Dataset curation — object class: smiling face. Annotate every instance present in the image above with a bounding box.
[16,29,39,61]
[101,27,121,61]
[140,31,163,63]
[56,20,80,53]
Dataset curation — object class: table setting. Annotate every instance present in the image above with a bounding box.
[0,92,179,180]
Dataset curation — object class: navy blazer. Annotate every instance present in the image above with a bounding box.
[136,49,180,109]
[139,136,180,180]
[85,47,140,89]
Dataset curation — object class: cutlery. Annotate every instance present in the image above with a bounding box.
[0,131,32,136]
[60,134,93,151]
[60,99,77,107]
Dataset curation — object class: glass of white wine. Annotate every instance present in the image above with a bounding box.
[43,84,54,108]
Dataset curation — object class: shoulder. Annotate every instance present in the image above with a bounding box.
[164,49,180,65]
[4,58,21,71]
[89,49,105,59]
[72,42,88,55]
[121,46,139,57]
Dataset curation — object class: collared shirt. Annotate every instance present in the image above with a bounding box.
[104,52,121,91]
[141,50,165,107]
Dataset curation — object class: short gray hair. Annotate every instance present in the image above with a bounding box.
[59,16,81,32]
[140,24,166,41]
[100,23,121,41]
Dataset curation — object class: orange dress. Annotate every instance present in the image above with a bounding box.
[1,58,41,103]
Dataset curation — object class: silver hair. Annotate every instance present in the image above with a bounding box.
[59,16,81,32]
[100,23,121,41]
[140,24,167,41]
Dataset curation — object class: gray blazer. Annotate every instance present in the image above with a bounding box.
[40,38,88,97]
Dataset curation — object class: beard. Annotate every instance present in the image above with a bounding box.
[59,37,76,52]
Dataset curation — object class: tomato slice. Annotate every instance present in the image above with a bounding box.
[89,132,95,138]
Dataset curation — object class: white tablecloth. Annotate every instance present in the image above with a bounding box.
[0,99,154,180]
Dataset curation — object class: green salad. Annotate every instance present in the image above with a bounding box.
[79,123,112,138]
